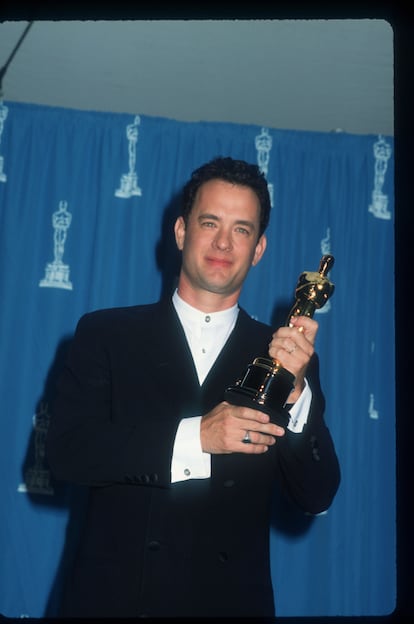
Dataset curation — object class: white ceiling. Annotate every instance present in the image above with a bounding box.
[0,19,394,136]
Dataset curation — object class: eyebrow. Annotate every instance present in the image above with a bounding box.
[197,213,257,230]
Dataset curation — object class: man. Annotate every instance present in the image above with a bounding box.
[46,156,340,618]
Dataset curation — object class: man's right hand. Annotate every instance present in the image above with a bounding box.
[200,401,285,454]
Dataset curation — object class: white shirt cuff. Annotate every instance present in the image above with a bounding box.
[286,379,312,433]
[171,416,211,483]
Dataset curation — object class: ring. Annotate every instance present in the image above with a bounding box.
[242,430,252,444]
[287,343,297,354]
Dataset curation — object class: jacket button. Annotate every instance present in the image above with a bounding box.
[218,551,228,562]
[310,435,321,461]
[223,479,235,487]
[148,540,160,551]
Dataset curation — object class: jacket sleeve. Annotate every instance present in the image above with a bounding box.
[275,354,341,514]
[46,311,177,489]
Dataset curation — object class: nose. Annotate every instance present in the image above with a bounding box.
[213,228,232,251]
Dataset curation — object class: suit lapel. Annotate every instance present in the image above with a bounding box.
[200,308,268,410]
[140,301,271,418]
[143,300,201,411]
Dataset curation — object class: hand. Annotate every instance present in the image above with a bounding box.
[200,401,285,455]
[268,315,318,402]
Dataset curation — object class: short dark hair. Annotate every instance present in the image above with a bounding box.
[180,157,271,238]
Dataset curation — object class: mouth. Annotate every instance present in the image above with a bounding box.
[205,256,233,268]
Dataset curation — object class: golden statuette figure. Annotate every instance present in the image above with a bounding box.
[224,255,335,427]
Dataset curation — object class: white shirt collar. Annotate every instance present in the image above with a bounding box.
[172,290,239,384]
[172,289,238,329]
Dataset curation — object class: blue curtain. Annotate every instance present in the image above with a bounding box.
[0,101,395,618]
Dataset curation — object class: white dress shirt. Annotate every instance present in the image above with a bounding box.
[170,291,312,482]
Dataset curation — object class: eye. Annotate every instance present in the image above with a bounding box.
[235,226,250,235]
[201,220,217,228]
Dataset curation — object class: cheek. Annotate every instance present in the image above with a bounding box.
[181,230,204,260]
[186,229,211,251]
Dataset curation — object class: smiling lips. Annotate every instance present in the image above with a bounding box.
[205,256,233,268]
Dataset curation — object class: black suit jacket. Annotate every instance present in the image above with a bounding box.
[46,299,340,618]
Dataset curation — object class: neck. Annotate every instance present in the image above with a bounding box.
[176,281,239,314]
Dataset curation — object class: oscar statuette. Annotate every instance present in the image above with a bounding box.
[224,255,335,428]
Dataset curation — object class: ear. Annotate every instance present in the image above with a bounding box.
[251,234,267,266]
[174,216,186,251]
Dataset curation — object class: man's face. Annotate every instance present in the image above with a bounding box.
[174,179,267,301]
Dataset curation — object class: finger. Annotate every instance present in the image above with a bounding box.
[271,323,315,345]
[245,431,280,445]
[239,426,284,452]
[289,316,318,340]
[285,336,314,359]
[269,339,312,363]
[239,441,272,454]
[283,337,299,355]
[271,326,315,357]
[225,403,274,425]
[241,425,284,443]
[289,314,315,327]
